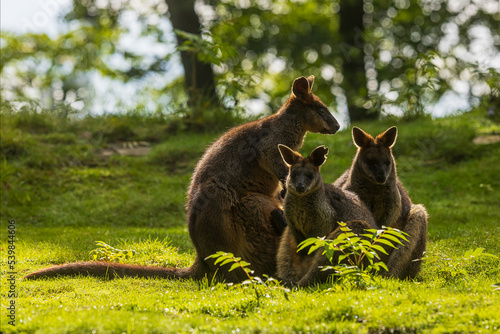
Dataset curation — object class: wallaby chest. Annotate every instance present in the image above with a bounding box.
[285,191,335,240]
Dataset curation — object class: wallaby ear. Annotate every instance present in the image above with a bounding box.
[292,76,311,100]
[306,75,314,91]
[278,144,302,167]
[376,126,398,148]
[352,127,374,148]
[309,145,329,167]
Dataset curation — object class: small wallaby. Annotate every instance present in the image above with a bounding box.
[25,75,340,282]
[276,145,377,286]
[334,126,428,279]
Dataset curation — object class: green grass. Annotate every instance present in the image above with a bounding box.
[1,107,499,333]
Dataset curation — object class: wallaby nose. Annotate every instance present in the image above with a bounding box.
[331,122,340,134]
[324,117,340,134]
[295,184,305,193]
[375,174,387,184]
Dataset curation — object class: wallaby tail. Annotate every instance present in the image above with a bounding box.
[24,258,207,280]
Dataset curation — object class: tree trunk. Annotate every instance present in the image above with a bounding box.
[339,0,377,122]
[165,0,218,118]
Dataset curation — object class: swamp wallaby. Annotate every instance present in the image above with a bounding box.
[25,75,340,282]
[334,126,428,279]
[276,145,377,286]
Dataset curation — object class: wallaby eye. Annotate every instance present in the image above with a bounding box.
[319,108,326,115]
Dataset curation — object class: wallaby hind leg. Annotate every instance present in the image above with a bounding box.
[297,220,374,286]
[403,224,427,279]
[232,193,283,278]
[199,192,282,282]
[385,204,428,280]
[187,186,250,282]
[191,209,250,283]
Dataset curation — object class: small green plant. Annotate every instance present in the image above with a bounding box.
[90,241,137,263]
[298,222,409,289]
[206,252,290,306]
[462,248,497,261]
[423,247,499,286]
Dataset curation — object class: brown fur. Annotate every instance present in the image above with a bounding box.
[24,75,340,282]
[276,145,377,286]
[334,126,428,279]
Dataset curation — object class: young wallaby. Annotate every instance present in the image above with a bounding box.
[276,145,377,286]
[25,75,340,282]
[334,126,428,279]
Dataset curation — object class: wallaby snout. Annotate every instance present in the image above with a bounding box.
[367,162,391,185]
[294,182,306,194]
[288,164,318,195]
[374,173,388,184]
[309,108,340,135]
[322,117,340,135]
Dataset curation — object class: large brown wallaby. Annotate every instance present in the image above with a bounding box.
[25,75,340,282]
[334,126,428,279]
[276,145,377,286]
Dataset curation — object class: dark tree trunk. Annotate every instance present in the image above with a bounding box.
[165,0,218,117]
[339,0,377,122]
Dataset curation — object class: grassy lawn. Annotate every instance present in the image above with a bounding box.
[1,107,499,333]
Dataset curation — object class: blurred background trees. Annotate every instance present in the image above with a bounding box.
[1,0,499,127]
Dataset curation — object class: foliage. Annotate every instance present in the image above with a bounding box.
[0,0,176,114]
[421,247,499,287]
[2,0,499,121]
[90,241,137,262]
[367,0,500,116]
[298,222,408,289]
[206,252,290,306]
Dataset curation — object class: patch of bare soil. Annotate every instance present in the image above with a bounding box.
[98,141,152,157]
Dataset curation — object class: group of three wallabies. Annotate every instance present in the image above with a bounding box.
[25,76,427,285]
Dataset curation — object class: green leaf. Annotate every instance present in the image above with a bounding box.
[349,237,361,244]
[213,256,228,265]
[463,248,498,260]
[239,261,251,268]
[371,244,389,255]
[308,243,323,255]
[338,254,348,263]
[376,238,396,249]
[380,233,406,245]
[220,258,235,267]
[385,228,410,239]
[335,233,349,241]
[472,248,484,256]
[206,251,228,260]
[378,262,389,272]
[480,253,499,259]
[360,240,373,247]
[324,248,336,262]
[464,249,474,258]
[365,229,379,234]
[297,238,321,251]
[228,263,241,272]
